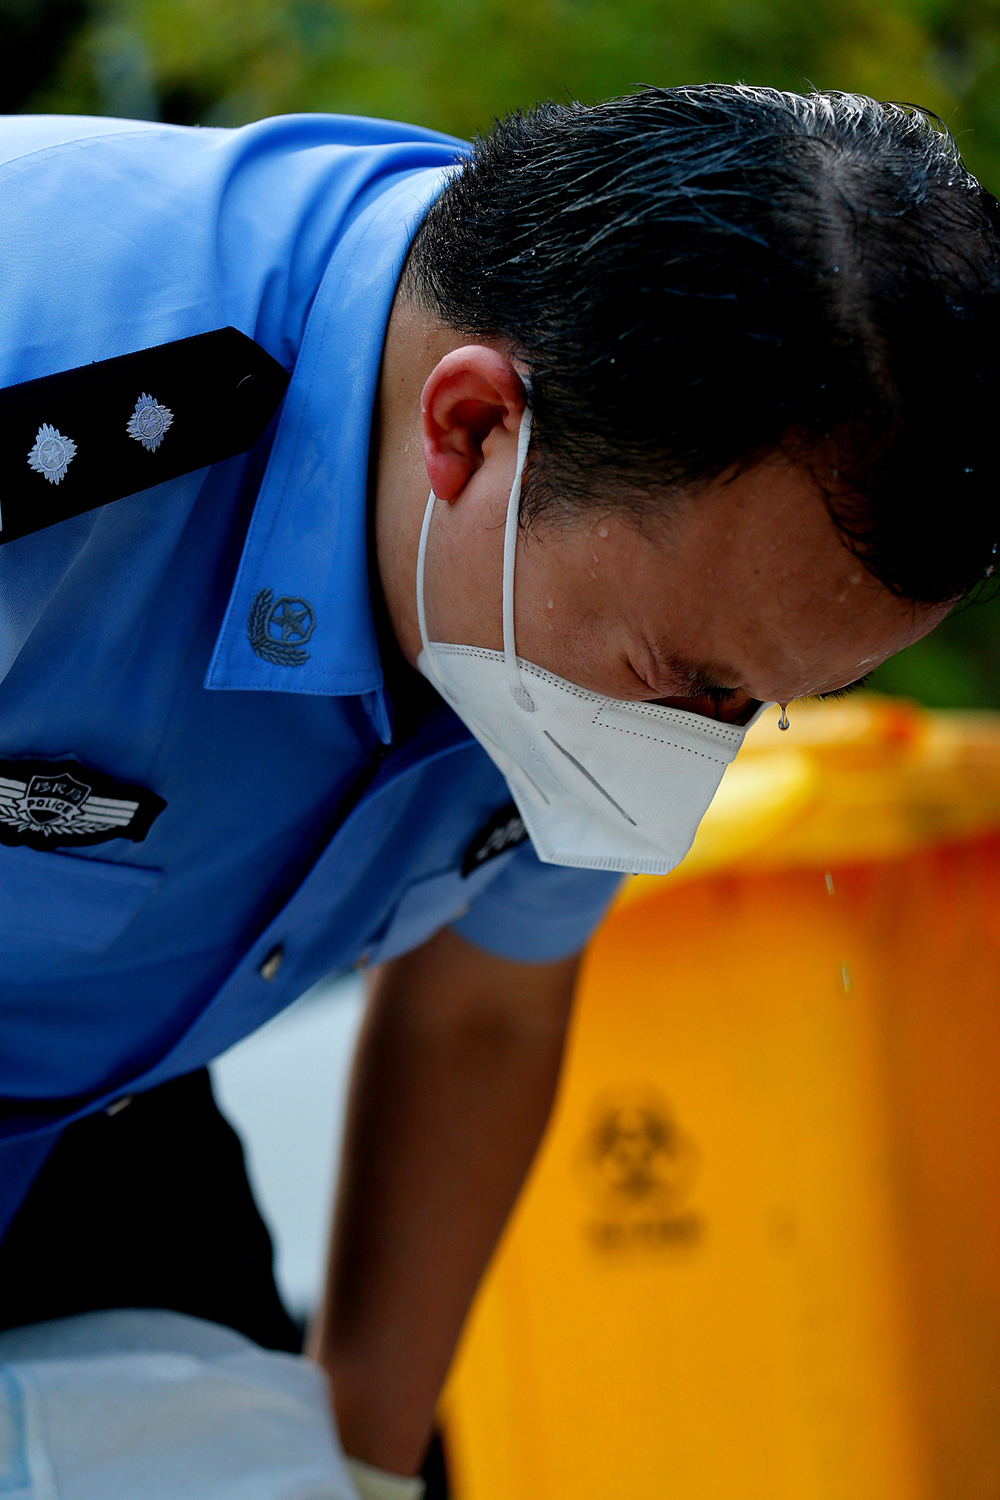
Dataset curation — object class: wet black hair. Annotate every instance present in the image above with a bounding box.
[404,85,1000,604]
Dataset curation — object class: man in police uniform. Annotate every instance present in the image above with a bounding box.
[0,86,996,1498]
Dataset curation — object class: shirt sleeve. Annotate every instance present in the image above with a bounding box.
[451,842,622,962]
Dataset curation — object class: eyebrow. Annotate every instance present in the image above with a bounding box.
[649,646,874,703]
[814,672,873,700]
[650,650,747,699]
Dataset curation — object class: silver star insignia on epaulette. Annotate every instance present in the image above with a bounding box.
[28,423,77,485]
[127,392,174,453]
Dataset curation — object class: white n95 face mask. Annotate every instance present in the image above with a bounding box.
[415,407,767,875]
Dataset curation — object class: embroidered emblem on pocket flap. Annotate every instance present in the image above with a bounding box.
[0,757,166,851]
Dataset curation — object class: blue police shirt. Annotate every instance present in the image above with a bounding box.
[0,112,619,1233]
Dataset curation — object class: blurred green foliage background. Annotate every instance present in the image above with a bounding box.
[4,0,1000,707]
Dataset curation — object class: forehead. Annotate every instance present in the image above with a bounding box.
[559,454,858,596]
[556,457,936,697]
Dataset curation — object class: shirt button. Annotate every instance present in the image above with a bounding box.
[259,944,284,982]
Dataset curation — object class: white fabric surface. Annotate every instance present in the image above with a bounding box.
[344,1455,425,1500]
[0,1310,359,1500]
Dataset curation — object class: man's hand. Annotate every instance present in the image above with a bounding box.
[308,925,579,1477]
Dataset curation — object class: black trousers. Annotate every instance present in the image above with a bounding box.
[0,1068,454,1495]
[0,1069,302,1352]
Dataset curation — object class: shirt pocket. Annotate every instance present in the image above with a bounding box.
[0,843,160,982]
[365,852,517,967]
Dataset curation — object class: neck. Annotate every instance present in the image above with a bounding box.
[372,295,464,669]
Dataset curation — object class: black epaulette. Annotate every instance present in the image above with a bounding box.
[0,327,289,546]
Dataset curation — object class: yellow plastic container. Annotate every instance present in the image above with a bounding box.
[442,699,1000,1500]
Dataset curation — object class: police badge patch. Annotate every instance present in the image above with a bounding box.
[0,757,166,851]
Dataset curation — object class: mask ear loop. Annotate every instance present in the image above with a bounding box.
[502,403,536,712]
[415,488,451,698]
[416,387,533,707]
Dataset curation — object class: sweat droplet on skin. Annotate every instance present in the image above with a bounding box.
[596,524,609,539]
[778,705,790,731]
[545,598,554,610]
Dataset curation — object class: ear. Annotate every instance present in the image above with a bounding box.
[420,346,529,502]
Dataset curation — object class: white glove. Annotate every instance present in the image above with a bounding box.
[344,1456,426,1500]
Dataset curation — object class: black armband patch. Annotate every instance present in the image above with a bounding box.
[0,327,289,545]
[462,800,529,877]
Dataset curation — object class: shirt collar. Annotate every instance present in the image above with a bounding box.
[205,165,454,743]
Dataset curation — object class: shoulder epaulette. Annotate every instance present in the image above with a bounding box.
[0,327,289,546]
